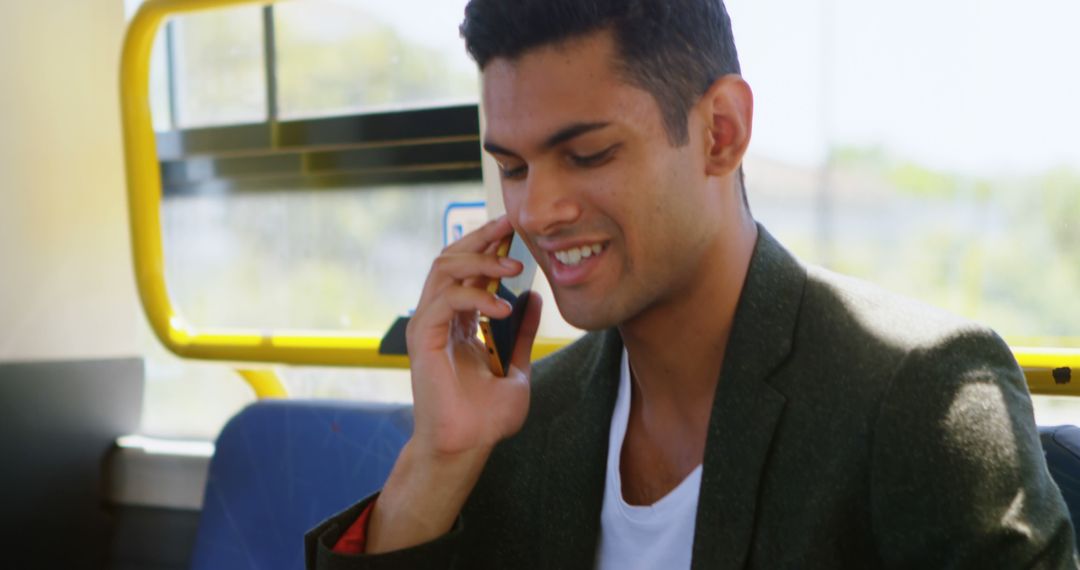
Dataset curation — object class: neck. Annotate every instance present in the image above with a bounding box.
[618,214,758,425]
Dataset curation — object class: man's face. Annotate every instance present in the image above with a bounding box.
[482,31,723,330]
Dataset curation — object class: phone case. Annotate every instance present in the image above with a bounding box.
[479,236,513,376]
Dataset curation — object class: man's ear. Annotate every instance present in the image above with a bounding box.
[700,75,753,177]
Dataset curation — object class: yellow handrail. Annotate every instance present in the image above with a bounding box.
[237,369,289,399]
[120,0,571,368]
[120,1,1080,396]
[1013,347,1080,397]
[121,0,381,367]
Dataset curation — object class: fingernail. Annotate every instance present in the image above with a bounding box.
[499,257,519,269]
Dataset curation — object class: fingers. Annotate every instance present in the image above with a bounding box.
[462,236,515,290]
[442,216,513,255]
[410,216,524,355]
[433,252,521,283]
[440,286,512,321]
[417,218,521,306]
[418,252,521,309]
[409,285,513,352]
[507,291,543,378]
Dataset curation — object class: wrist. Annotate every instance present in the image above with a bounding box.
[366,439,492,553]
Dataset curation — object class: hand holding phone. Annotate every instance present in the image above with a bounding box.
[371,218,541,553]
[403,217,543,457]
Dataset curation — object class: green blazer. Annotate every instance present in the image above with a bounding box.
[308,227,1077,569]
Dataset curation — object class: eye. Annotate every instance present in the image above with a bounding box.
[569,144,619,168]
[498,163,528,180]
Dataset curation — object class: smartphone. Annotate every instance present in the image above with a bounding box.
[479,233,538,376]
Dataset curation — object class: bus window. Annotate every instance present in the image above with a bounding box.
[131,0,590,438]
[723,0,1080,423]
[126,0,1080,439]
[274,0,479,118]
[171,5,268,128]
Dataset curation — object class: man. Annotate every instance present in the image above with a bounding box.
[307,0,1077,567]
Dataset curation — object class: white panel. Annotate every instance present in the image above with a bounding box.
[0,0,139,362]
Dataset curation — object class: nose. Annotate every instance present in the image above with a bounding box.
[514,166,581,237]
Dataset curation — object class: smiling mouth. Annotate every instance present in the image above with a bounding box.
[553,243,605,266]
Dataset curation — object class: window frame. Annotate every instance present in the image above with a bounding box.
[121,0,563,368]
[120,0,1079,393]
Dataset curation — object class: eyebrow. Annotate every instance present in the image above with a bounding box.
[483,122,611,158]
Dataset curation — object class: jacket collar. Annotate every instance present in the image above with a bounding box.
[539,328,623,569]
[691,224,806,569]
[538,225,806,569]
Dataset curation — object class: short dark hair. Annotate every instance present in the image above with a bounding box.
[460,0,742,147]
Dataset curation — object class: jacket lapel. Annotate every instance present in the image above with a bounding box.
[537,329,623,570]
[692,226,806,570]
[531,227,806,569]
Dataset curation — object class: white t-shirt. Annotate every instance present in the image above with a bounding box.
[595,350,702,570]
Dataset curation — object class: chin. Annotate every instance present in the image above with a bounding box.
[555,299,623,332]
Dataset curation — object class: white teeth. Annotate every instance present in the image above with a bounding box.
[554,243,604,266]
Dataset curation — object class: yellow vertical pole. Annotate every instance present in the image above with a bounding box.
[237,369,289,399]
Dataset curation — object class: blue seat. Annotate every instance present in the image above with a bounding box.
[1040,425,1080,546]
[190,400,413,570]
[190,401,1080,569]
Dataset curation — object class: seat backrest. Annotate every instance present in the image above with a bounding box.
[191,404,1080,568]
[1040,425,1080,546]
[190,399,413,570]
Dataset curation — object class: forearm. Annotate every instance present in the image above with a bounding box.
[366,439,492,554]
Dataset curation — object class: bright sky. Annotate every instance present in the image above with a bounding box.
[727,0,1080,175]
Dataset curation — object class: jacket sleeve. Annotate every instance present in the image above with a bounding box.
[305,493,465,570]
[870,327,1079,569]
